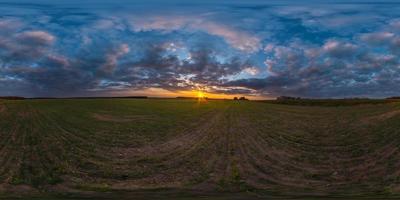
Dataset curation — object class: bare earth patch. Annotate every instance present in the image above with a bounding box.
[0,184,39,196]
[93,113,154,122]
[0,104,5,113]
[362,110,400,124]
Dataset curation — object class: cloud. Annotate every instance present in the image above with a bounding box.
[16,31,55,46]
[197,22,261,53]
[225,78,268,90]
[112,43,251,92]
[360,32,395,45]
[322,40,358,58]
[130,15,261,53]
[0,30,55,63]
[390,19,400,31]
[243,66,259,76]
[263,44,274,53]
[44,54,70,69]
[0,18,23,34]
[389,35,400,52]
[93,18,126,31]
[226,27,400,98]
[1,37,252,96]
[99,43,130,74]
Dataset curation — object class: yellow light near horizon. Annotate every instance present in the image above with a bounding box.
[197,91,205,98]
[123,87,268,100]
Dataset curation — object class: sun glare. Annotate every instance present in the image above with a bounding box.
[197,91,205,98]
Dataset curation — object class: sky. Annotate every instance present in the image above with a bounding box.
[1,0,400,99]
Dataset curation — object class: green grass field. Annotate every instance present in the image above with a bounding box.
[1,99,400,199]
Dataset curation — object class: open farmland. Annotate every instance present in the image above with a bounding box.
[1,99,400,199]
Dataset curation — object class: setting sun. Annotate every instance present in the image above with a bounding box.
[197,91,205,98]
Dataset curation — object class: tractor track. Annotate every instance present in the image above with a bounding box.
[0,100,400,197]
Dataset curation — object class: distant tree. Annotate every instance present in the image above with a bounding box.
[0,96,25,100]
[277,96,301,100]
[387,96,400,99]
[233,97,238,100]
[239,96,248,100]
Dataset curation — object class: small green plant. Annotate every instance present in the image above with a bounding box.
[10,176,24,185]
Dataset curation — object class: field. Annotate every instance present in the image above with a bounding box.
[1,99,400,199]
